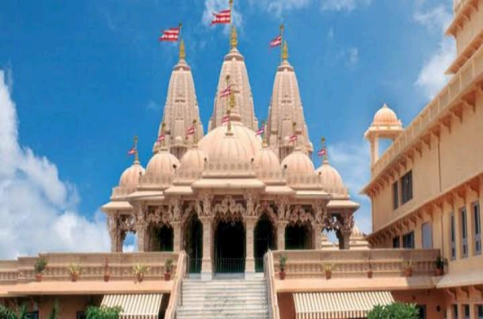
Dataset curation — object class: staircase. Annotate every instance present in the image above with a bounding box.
[176,278,270,319]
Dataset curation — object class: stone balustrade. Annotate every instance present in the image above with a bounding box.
[372,44,483,178]
[0,252,178,284]
[272,249,440,279]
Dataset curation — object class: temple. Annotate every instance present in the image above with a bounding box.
[1,0,483,318]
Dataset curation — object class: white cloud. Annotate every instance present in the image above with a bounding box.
[328,141,372,234]
[320,0,372,12]
[347,47,359,65]
[414,5,456,100]
[0,70,110,259]
[248,0,311,16]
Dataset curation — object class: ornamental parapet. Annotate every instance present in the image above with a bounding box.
[285,174,322,188]
[140,174,175,187]
[272,249,440,279]
[111,186,137,199]
[0,252,178,284]
[370,44,483,181]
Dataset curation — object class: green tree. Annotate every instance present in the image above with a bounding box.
[0,304,27,319]
[85,306,122,319]
[367,303,419,319]
[47,299,61,319]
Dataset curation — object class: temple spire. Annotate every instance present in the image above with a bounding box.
[282,41,289,61]
[179,39,186,61]
[230,26,238,50]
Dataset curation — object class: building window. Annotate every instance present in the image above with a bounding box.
[25,312,39,319]
[474,202,481,255]
[422,222,432,249]
[403,231,415,249]
[401,171,413,204]
[76,312,86,319]
[451,213,456,260]
[416,305,427,319]
[477,304,483,319]
[393,181,399,210]
[461,207,468,258]
[453,304,458,319]
[463,304,470,319]
[393,236,400,248]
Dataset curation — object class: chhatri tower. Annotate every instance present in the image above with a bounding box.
[102,25,359,280]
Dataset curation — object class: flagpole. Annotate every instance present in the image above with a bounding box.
[280,24,285,64]
[229,0,234,50]
[134,136,139,162]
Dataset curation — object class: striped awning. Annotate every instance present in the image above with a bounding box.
[294,291,394,319]
[101,294,163,319]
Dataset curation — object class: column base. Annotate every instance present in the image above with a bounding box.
[201,271,213,281]
[244,270,257,279]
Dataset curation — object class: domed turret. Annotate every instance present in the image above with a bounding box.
[281,148,315,175]
[254,146,280,173]
[372,104,401,127]
[316,159,344,191]
[119,161,145,188]
[144,148,180,185]
[349,224,370,250]
[211,131,252,164]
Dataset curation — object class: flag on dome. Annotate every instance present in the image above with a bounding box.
[256,124,265,136]
[127,147,136,156]
[186,125,195,135]
[211,9,231,25]
[157,134,166,142]
[270,35,282,48]
[289,134,298,143]
[159,26,181,42]
[221,114,230,124]
[219,86,231,98]
[318,148,327,157]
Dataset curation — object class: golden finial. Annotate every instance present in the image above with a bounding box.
[261,120,267,147]
[321,137,328,161]
[134,136,139,162]
[230,25,238,50]
[282,41,289,61]
[161,122,166,148]
[192,119,198,144]
[179,39,186,60]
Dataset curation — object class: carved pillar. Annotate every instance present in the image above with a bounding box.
[313,224,323,250]
[245,218,256,278]
[136,220,148,252]
[172,222,181,253]
[339,213,354,250]
[277,222,288,251]
[107,215,122,252]
[200,218,213,280]
[370,136,379,166]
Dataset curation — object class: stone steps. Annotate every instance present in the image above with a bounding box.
[176,278,269,319]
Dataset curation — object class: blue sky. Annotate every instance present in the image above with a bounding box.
[0,0,455,257]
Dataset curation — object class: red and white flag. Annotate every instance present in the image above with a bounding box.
[317,148,327,157]
[256,126,265,136]
[127,147,136,156]
[221,114,230,124]
[289,134,298,143]
[211,9,231,25]
[270,35,282,48]
[157,134,166,142]
[159,27,181,42]
[186,125,195,136]
[219,86,231,98]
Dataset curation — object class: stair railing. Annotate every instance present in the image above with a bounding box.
[264,250,280,319]
[165,250,187,319]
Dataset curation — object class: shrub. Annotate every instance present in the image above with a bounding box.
[85,306,122,319]
[367,303,419,319]
[0,303,27,319]
[34,258,48,274]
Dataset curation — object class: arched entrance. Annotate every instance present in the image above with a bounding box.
[215,221,245,273]
[254,215,275,272]
[184,214,203,273]
[150,225,173,251]
[285,224,313,250]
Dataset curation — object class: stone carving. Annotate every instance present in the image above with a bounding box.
[288,205,314,226]
[341,214,355,234]
[148,206,171,225]
[276,198,289,221]
[198,193,214,218]
[244,193,260,218]
[257,201,278,226]
[213,196,245,222]
[169,198,182,223]
[312,201,328,226]
[119,214,136,232]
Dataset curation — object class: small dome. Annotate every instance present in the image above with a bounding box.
[180,146,207,173]
[254,146,281,173]
[199,119,262,159]
[316,160,344,190]
[372,104,400,126]
[146,149,180,179]
[119,161,145,188]
[174,136,184,145]
[211,132,252,164]
[351,225,365,237]
[281,148,315,175]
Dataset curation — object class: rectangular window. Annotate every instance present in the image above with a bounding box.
[393,181,399,210]
[422,222,433,249]
[401,171,413,204]
[461,207,468,258]
[416,305,427,319]
[393,236,400,248]
[451,213,456,260]
[25,312,39,319]
[403,231,415,249]
[76,312,86,319]
[453,304,458,319]
[477,304,483,319]
[474,202,481,255]
[464,304,470,319]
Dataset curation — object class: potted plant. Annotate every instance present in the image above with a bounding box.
[279,255,287,280]
[164,258,173,281]
[434,255,447,276]
[367,256,373,279]
[103,258,111,282]
[402,260,413,277]
[133,264,149,283]
[34,257,48,282]
[67,263,81,282]
[323,264,335,280]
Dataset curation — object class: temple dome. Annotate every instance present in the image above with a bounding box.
[119,161,145,188]
[281,148,315,175]
[145,148,180,179]
[316,160,344,190]
[254,146,281,174]
[372,104,401,126]
[180,145,207,173]
[211,131,252,164]
[199,118,262,160]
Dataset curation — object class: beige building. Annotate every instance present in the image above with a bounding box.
[0,0,482,318]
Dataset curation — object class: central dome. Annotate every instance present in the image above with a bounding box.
[211,131,252,163]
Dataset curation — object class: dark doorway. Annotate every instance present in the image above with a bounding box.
[215,221,245,273]
[285,224,312,250]
[154,225,173,251]
[184,214,203,273]
[254,215,275,272]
